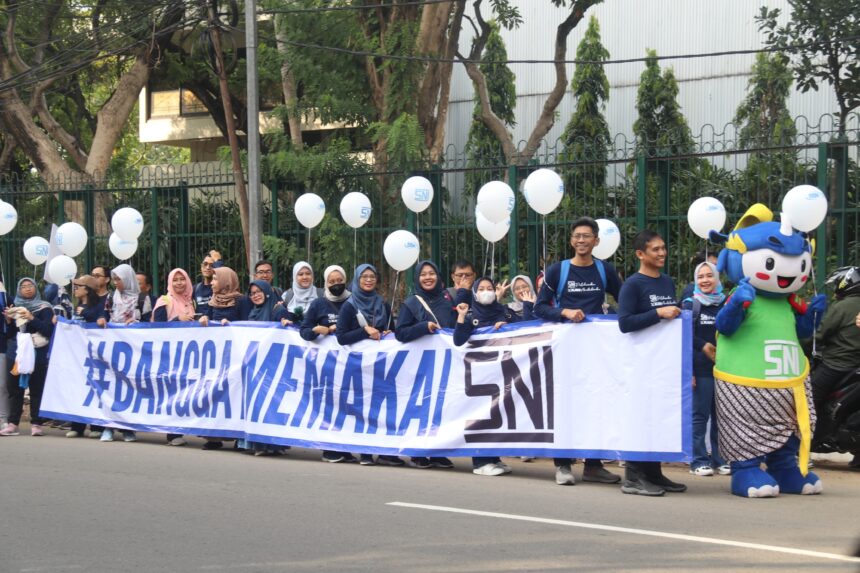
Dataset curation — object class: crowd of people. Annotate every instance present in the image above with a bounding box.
[1,217,858,497]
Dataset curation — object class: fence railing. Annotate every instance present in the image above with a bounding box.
[0,114,857,298]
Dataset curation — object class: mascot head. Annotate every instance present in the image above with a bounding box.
[710,203,812,295]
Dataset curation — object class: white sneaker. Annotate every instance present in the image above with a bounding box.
[717,464,731,475]
[100,429,114,442]
[88,429,102,438]
[555,465,576,485]
[690,466,714,476]
[167,437,187,446]
[473,463,506,476]
[65,430,81,438]
[497,461,512,474]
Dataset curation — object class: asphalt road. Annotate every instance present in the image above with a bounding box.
[1,428,858,573]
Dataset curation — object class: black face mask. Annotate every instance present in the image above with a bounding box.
[328,283,346,297]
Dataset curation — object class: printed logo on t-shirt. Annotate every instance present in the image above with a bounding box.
[326,312,337,324]
[648,294,676,307]
[566,280,601,294]
[698,313,715,326]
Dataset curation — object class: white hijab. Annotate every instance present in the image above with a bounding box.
[110,263,140,323]
[284,261,318,312]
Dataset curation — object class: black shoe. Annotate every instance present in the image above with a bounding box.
[202,440,223,450]
[620,477,665,496]
[359,454,376,466]
[409,457,433,469]
[430,457,454,469]
[643,464,687,493]
[377,455,405,467]
[322,452,346,463]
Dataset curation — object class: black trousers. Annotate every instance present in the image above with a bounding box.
[811,363,853,442]
[6,360,48,426]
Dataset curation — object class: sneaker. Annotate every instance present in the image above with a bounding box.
[690,466,714,476]
[88,429,102,438]
[202,440,223,450]
[473,463,506,476]
[377,455,405,467]
[582,466,622,484]
[647,473,687,493]
[122,431,137,443]
[497,461,512,474]
[65,430,81,438]
[408,457,433,469]
[520,456,535,462]
[359,455,376,466]
[167,437,187,447]
[100,429,114,442]
[30,425,44,437]
[430,457,454,469]
[716,464,731,476]
[555,465,576,485]
[322,452,346,463]
[0,423,20,436]
[621,477,665,496]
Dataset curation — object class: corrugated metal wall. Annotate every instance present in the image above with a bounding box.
[446,0,838,153]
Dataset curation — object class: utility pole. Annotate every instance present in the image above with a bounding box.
[245,0,263,273]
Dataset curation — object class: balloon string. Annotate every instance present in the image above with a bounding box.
[307,228,312,266]
[809,237,818,355]
[389,271,399,331]
[353,229,357,277]
[491,241,495,279]
[542,216,547,272]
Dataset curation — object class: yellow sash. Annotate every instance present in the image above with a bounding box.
[713,360,811,476]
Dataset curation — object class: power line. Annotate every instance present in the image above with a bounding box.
[277,34,860,66]
[260,0,459,15]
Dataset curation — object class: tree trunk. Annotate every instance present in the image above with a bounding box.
[207,7,251,270]
[274,15,303,149]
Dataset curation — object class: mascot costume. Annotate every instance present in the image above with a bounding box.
[710,204,827,498]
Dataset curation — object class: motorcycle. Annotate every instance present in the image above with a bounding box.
[812,366,860,459]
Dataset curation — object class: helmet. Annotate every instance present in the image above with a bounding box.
[825,266,860,298]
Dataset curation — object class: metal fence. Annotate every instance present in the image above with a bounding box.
[0,113,857,298]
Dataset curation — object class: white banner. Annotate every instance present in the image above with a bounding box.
[42,315,693,461]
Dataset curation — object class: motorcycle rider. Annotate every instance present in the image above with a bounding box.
[812,266,860,459]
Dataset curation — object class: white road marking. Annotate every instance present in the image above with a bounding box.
[387,502,860,564]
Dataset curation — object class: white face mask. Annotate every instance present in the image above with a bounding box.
[476,290,496,305]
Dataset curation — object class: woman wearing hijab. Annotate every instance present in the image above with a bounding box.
[336,263,402,467]
[395,260,456,470]
[198,266,249,450]
[299,265,357,463]
[281,261,324,324]
[95,264,142,442]
[506,274,537,319]
[152,268,197,446]
[0,279,55,437]
[65,275,107,438]
[682,261,730,477]
[241,279,289,456]
[199,266,251,326]
[453,276,533,475]
[97,264,140,327]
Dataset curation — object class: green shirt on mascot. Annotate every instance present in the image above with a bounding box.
[710,203,826,498]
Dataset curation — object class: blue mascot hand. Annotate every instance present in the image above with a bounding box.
[731,278,756,306]
[807,293,827,315]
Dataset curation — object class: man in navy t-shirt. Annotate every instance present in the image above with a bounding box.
[192,253,216,317]
[535,217,622,487]
[616,229,686,496]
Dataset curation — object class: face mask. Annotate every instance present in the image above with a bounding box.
[328,283,346,297]
[476,290,496,305]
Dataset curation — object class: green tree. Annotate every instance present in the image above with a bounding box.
[559,15,610,195]
[464,21,516,196]
[757,1,860,135]
[734,53,803,205]
[633,49,694,159]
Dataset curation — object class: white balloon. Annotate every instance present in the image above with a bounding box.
[339,192,372,229]
[523,168,564,215]
[111,207,144,241]
[687,197,727,240]
[782,185,828,232]
[401,176,434,213]
[109,233,137,260]
[475,208,510,243]
[56,222,88,257]
[47,255,77,287]
[23,236,49,265]
[0,201,18,235]
[592,219,621,260]
[295,193,326,229]
[476,181,515,223]
[383,230,420,272]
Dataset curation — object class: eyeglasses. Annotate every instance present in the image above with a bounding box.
[359,275,377,281]
[201,262,213,268]
[453,272,474,279]
[255,269,273,275]
[572,233,595,240]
